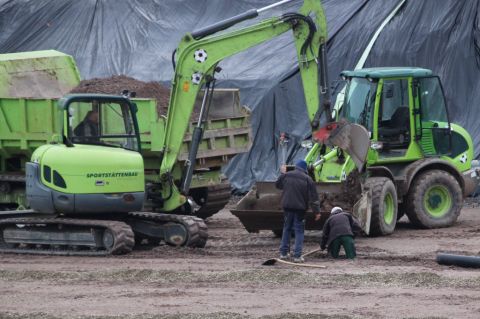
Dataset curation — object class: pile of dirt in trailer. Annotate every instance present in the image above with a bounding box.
[70,75,171,114]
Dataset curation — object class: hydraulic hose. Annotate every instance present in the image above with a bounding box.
[171,49,177,71]
[281,13,316,58]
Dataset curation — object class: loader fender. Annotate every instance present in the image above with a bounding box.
[401,159,465,197]
[367,166,395,182]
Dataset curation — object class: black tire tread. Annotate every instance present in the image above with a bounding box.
[364,177,398,236]
[406,170,462,229]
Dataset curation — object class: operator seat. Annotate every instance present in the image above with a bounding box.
[378,106,410,143]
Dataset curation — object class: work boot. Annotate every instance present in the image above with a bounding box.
[293,256,305,263]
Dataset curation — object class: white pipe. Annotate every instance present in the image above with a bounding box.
[333,0,407,116]
[257,0,295,13]
[355,0,406,70]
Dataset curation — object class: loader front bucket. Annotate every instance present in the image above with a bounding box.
[231,179,368,234]
[314,122,370,171]
[328,123,370,171]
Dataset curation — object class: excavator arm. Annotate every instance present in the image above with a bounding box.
[158,0,329,211]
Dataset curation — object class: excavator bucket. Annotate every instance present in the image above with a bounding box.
[231,177,370,234]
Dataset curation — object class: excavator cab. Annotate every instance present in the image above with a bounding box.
[26,94,145,215]
[67,95,141,152]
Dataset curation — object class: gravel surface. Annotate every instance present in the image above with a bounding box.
[1,207,480,318]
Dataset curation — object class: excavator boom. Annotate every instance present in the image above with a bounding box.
[157,0,329,211]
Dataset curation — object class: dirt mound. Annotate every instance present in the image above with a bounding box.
[70,75,171,114]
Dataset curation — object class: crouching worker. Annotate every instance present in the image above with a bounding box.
[320,207,361,259]
[276,160,320,263]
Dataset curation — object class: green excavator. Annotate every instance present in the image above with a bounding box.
[0,0,331,255]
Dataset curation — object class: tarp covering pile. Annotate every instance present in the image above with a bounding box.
[1,0,479,192]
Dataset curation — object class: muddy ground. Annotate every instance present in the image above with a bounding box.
[1,203,480,319]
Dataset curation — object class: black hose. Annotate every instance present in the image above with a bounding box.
[281,13,316,57]
[437,253,480,268]
[171,49,177,71]
[164,173,174,201]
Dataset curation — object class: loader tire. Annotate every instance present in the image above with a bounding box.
[365,177,397,236]
[406,170,462,228]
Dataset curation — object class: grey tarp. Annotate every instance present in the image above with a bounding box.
[1,0,479,192]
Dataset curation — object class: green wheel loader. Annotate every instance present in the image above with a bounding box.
[0,0,331,255]
[233,67,480,236]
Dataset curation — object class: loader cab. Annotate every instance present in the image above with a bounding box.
[60,94,141,152]
[340,68,452,162]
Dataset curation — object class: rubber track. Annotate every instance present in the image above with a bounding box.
[128,212,208,248]
[0,218,135,256]
[194,183,231,220]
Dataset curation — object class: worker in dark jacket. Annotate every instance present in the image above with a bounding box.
[276,159,320,263]
[320,206,361,259]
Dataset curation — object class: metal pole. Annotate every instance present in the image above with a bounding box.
[257,0,295,13]
[196,82,210,128]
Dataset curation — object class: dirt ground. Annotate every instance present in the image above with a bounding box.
[1,203,480,319]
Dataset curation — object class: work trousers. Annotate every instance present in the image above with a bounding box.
[328,235,356,259]
[280,210,305,258]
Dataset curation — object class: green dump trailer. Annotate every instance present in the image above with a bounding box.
[0,50,251,218]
